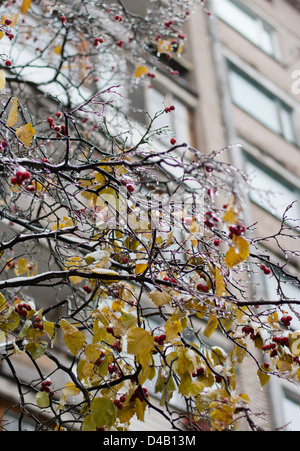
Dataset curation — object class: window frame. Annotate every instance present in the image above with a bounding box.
[213,0,279,59]
[244,153,300,223]
[227,63,297,145]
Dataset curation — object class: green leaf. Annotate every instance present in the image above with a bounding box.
[90,397,115,429]
[36,391,50,409]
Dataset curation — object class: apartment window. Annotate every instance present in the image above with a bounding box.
[283,394,300,431]
[228,65,296,144]
[214,0,278,57]
[245,157,300,223]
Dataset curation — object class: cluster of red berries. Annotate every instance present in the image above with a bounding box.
[262,342,277,352]
[242,325,254,336]
[33,317,43,331]
[260,264,271,275]
[15,302,32,317]
[108,362,121,376]
[204,211,219,229]
[164,20,173,28]
[93,37,104,47]
[83,285,92,294]
[192,367,205,377]
[163,276,177,284]
[114,395,126,410]
[228,221,246,239]
[2,19,14,40]
[40,380,54,397]
[116,40,123,48]
[121,178,135,193]
[114,14,123,22]
[129,387,149,403]
[47,117,67,136]
[11,169,31,186]
[164,105,175,113]
[272,336,289,346]
[111,339,122,353]
[281,316,292,327]
[154,333,166,346]
[196,283,208,293]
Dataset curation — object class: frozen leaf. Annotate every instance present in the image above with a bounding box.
[149,289,171,307]
[90,397,115,429]
[135,398,147,422]
[0,71,5,90]
[15,123,36,147]
[225,236,250,268]
[127,327,154,356]
[62,382,81,398]
[135,65,148,78]
[165,317,183,342]
[7,97,18,127]
[36,391,50,409]
[60,319,86,356]
[54,45,62,55]
[257,368,270,388]
[20,0,31,14]
[16,258,28,276]
[223,207,237,224]
[215,267,227,297]
[203,313,218,338]
[135,260,148,275]
[1,14,19,27]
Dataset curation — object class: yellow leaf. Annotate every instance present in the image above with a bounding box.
[135,398,147,422]
[203,313,218,338]
[36,391,50,408]
[1,14,19,27]
[127,327,154,356]
[20,0,31,14]
[135,261,148,275]
[60,319,86,356]
[164,317,183,343]
[215,267,226,297]
[6,97,18,128]
[16,258,28,276]
[15,123,36,147]
[225,236,250,268]
[257,368,270,388]
[54,45,62,55]
[135,65,148,78]
[62,382,81,398]
[0,71,5,91]
[149,289,171,307]
[157,39,172,55]
[223,207,237,224]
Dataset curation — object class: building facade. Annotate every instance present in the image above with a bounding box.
[0,0,299,431]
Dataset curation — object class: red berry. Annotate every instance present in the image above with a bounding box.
[5,60,12,67]
[83,285,92,294]
[170,138,177,145]
[127,184,135,193]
